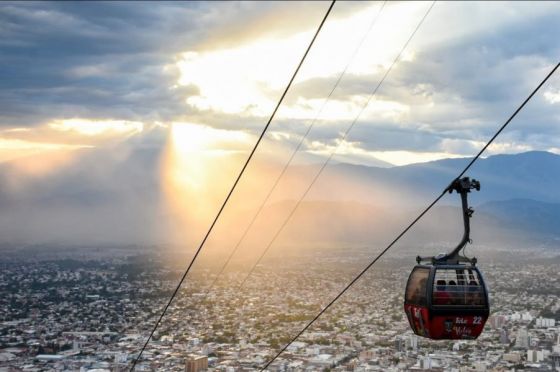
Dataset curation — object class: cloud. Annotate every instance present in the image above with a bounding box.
[0,2,218,128]
[1,1,560,167]
[283,2,560,162]
[0,2,362,128]
[544,89,560,104]
[3,1,560,246]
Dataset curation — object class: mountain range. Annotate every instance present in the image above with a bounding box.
[0,148,558,247]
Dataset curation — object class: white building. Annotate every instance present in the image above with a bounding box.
[554,333,560,354]
[535,317,556,328]
[421,356,432,369]
[515,328,529,349]
[528,349,550,363]
[407,335,418,351]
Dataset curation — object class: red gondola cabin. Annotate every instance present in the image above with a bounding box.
[404,264,489,339]
[404,177,490,340]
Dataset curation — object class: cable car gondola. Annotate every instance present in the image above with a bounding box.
[404,177,489,340]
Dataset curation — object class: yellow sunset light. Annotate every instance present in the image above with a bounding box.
[49,119,144,136]
[0,138,86,164]
[170,122,250,155]
[372,150,464,166]
[175,2,429,120]
[160,123,252,243]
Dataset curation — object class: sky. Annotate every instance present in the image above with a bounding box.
[1,1,560,246]
[1,1,560,168]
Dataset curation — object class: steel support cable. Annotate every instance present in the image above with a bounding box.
[128,2,336,370]
[205,1,387,293]
[261,61,560,371]
[239,1,436,291]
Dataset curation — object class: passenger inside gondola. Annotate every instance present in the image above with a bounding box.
[467,280,483,305]
[447,280,458,304]
[432,270,487,307]
[433,280,452,305]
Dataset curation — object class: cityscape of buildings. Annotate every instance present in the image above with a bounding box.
[1,244,559,371]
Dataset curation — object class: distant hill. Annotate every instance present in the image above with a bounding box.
[478,198,560,238]
[238,198,559,248]
[0,148,558,246]
[312,151,560,206]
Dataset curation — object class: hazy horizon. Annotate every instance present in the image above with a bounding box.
[1,2,559,251]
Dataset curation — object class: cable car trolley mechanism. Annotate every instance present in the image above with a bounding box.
[404,177,489,340]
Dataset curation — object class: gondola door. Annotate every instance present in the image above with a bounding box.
[404,266,432,338]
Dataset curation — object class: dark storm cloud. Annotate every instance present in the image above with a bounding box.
[2,1,560,157]
[0,2,212,126]
[0,1,340,129]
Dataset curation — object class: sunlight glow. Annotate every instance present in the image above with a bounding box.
[0,138,87,163]
[160,123,252,242]
[0,137,87,178]
[166,122,248,190]
[177,34,309,115]
[176,2,429,118]
[371,150,465,166]
[49,119,144,136]
[171,122,250,155]
[308,139,465,167]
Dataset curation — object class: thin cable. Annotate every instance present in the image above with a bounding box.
[455,63,560,180]
[128,2,337,370]
[240,0,436,290]
[261,192,446,370]
[206,1,386,292]
[261,61,560,370]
